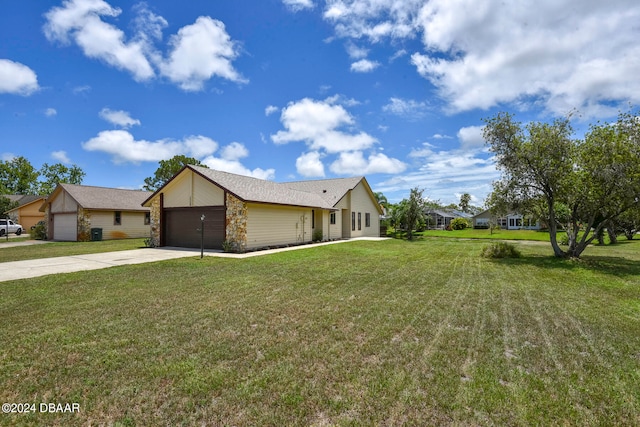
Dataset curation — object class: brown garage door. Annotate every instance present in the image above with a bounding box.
[163,207,225,249]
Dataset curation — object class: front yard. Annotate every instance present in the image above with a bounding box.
[1,238,639,425]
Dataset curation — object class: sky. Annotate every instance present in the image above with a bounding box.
[1,0,639,205]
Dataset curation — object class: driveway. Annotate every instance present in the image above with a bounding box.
[0,238,389,282]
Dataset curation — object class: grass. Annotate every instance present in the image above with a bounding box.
[416,228,552,241]
[0,238,146,262]
[1,238,639,425]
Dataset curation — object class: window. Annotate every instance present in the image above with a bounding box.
[144,212,151,225]
[312,210,315,229]
[330,212,336,225]
[352,212,355,231]
[358,212,361,230]
[365,213,371,227]
[114,211,122,225]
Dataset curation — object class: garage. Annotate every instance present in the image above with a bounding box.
[53,213,77,241]
[163,206,225,249]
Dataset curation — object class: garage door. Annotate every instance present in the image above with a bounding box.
[53,213,77,241]
[163,207,225,249]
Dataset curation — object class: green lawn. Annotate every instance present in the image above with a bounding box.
[1,238,639,426]
[400,227,553,241]
[0,238,147,262]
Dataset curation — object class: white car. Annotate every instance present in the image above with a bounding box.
[0,219,23,236]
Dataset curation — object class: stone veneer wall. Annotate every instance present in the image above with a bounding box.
[225,193,247,252]
[77,207,91,242]
[149,198,161,247]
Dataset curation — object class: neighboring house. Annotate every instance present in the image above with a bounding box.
[472,209,541,230]
[141,165,382,251]
[40,184,151,241]
[425,209,473,229]
[4,195,45,230]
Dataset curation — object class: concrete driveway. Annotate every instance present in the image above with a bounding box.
[0,238,388,282]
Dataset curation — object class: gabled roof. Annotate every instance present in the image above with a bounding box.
[143,165,380,211]
[1,194,42,206]
[6,196,45,213]
[44,183,151,212]
[183,166,336,210]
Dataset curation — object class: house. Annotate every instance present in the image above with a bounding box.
[472,209,541,230]
[4,195,45,230]
[141,165,383,251]
[425,209,473,229]
[40,184,152,241]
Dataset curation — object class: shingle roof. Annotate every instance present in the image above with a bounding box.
[284,176,364,207]
[56,184,151,211]
[190,166,337,209]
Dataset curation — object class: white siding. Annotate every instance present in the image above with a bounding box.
[348,181,380,238]
[163,170,224,208]
[246,203,312,248]
[89,210,150,239]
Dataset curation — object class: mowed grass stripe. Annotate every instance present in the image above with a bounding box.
[1,238,639,425]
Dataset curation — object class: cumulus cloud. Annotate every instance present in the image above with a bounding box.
[99,108,141,128]
[271,97,377,153]
[81,130,218,163]
[330,151,406,175]
[45,108,58,117]
[322,0,640,116]
[350,59,379,73]
[282,0,314,12]
[43,0,245,90]
[202,142,275,180]
[160,16,247,91]
[0,59,39,95]
[43,0,155,81]
[219,141,249,160]
[457,125,485,150]
[296,151,325,177]
[51,150,71,163]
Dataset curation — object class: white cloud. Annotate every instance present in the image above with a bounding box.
[99,108,141,128]
[296,151,325,177]
[73,85,91,94]
[0,59,39,95]
[282,0,314,12]
[160,16,246,91]
[322,0,640,116]
[45,108,58,117]
[457,125,485,150]
[220,141,249,160]
[330,151,406,175]
[43,0,155,81]
[202,156,275,180]
[51,150,71,163]
[382,97,428,119]
[350,58,379,73]
[271,97,377,153]
[81,130,218,163]
[43,1,245,91]
[345,41,368,59]
[265,105,279,116]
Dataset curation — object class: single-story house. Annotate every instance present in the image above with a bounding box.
[425,209,473,229]
[141,165,383,251]
[40,183,152,241]
[4,195,45,230]
[472,209,541,230]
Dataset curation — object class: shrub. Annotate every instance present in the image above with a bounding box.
[312,229,323,242]
[450,217,470,230]
[481,242,522,259]
[31,220,47,240]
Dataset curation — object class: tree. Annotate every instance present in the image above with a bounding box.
[143,155,206,192]
[484,110,640,258]
[459,193,471,213]
[37,163,85,195]
[0,196,19,218]
[615,207,640,240]
[0,156,38,194]
[395,187,427,240]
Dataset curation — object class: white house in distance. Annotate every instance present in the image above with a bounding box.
[141,165,383,251]
[472,209,541,230]
[41,183,152,241]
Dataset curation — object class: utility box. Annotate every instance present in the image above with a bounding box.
[91,228,103,241]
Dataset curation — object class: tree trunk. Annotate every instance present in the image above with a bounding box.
[547,203,567,258]
[606,220,618,244]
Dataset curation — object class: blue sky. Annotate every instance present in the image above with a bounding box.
[1,0,639,204]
